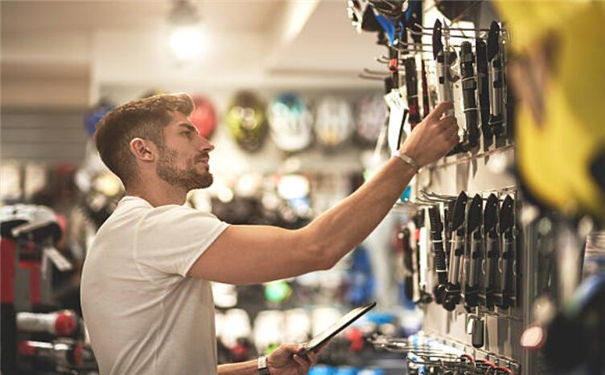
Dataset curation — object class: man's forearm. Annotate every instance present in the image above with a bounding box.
[306,156,416,266]
[218,360,257,375]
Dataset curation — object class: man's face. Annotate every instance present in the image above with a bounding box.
[156,111,215,191]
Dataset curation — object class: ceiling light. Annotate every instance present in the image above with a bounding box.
[168,0,205,61]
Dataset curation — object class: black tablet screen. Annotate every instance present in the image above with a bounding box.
[302,302,376,353]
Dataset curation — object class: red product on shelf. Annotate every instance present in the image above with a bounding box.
[17,310,77,336]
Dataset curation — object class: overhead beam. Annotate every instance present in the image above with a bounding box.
[264,0,321,69]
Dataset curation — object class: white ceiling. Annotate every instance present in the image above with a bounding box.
[1,1,286,32]
[1,0,386,108]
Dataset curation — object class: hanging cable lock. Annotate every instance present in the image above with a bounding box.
[476,37,493,150]
[403,57,421,129]
[464,194,483,308]
[487,21,505,141]
[460,41,479,149]
[443,192,468,311]
[428,205,448,304]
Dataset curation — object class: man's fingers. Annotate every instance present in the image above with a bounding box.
[293,354,310,374]
[438,115,457,130]
[448,132,460,146]
[439,115,456,124]
[313,342,328,355]
[283,344,302,354]
[427,101,453,121]
[443,123,459,138]
[293,354,309,366]
[306,350,319,364]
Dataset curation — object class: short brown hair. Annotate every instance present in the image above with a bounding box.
[95,93,194,187]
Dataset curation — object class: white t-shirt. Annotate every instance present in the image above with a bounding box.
[81,196,229,375]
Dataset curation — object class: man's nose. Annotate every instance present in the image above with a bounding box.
[198,136,214,152]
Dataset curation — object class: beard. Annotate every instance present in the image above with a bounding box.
[156,146,213,191]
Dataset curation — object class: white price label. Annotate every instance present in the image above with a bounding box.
[385,90,406,154]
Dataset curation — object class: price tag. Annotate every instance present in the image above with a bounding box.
[385,90,406,154]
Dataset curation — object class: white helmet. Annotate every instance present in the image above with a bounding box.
[268,93,313,152]
[314,96,354,149]
[356,93,388,146]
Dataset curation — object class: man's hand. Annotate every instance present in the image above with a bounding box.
[267,344,321,375]
[400,102,459,168]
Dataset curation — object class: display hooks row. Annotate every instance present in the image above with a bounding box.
[413,22,499,33]
[415,334,521,374]
[391,186,517,210]
[427,144,514,170]
[471,307,523,322]
[389,187,518,215]
[418,187,517,202]
[369,333,521,374]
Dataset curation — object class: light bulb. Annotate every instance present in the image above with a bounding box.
[169,25,204,61]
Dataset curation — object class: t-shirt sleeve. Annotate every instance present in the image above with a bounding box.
[134,205,229,277]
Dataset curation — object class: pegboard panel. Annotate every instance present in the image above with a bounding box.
[410,146,538,373]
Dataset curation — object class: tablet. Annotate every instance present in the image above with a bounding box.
[300,302,376,354]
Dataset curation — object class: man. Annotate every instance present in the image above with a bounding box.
[81,93,458,375]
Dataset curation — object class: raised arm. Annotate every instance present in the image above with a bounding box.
[188,102,458,284]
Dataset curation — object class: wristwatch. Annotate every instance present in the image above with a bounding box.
[257,355,270,375]
[392,149,420,172]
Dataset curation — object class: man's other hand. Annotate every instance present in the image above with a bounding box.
[400,102,460,168]
[267,344,322,375]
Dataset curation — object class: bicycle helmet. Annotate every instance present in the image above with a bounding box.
[314,96,354,149]
[84,99,115,137]
[190,95,217,139]
[268,93,313,152]
[225,91,268,153]
[356,93,388,146]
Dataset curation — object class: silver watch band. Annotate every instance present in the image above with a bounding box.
[392,150,420,171]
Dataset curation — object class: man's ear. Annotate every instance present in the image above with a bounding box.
[129,138,156,162]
